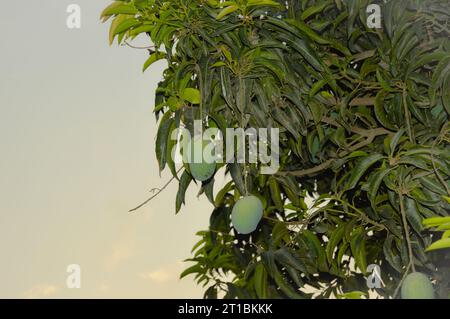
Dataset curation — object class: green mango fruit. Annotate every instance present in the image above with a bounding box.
[231,196,263,234]
[401,272,434,299]
[185,137,216,182]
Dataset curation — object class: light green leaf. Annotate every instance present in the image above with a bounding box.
[211,61,227,68]
[337,291,367,299]
[113,18,140,36]
[129,24,153,37]
[426,238,450,252]
[101,2,137,20]
[109,15,129,45]
[216,5,239,20]
[181,88,201,104]
[247,0,281,8]
[143,52,164,72]
[443,195,450,204]
[423,216,450,228]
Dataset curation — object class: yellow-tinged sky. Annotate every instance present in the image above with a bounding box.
[0,0,224,298]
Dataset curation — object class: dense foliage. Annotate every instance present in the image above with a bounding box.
[102,0,450,298]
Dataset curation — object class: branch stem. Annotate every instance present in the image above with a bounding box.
[278,125,391,177]
[398,191,416,272]
[129,167,183,213]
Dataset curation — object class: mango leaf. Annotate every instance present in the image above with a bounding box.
[405,197,423,233]
[443,196,450,204]
[253,263,268,299]
[129,24,153,37]
[229,163,246,195]
[300,2,329,20]
[443,230,450,239]
[272,267,304,299]
[143,52,164,72]
[109,15,130,45]
[337,291,367,299]
[367,168,391,209]
[180,264,202,279]
[326,223,345,264]
[155,113,174,173]
[347,154,384,190]
[274,247,306,273]
[349,227,367,273]
[389,128,405,156]
[269,177,283,210]
[426,238,450,252]
[166,121,178,179]
[181,88,201,104]
[374,90,396,130]
[176,171,193,213]
[423,216,450,228]
[112,18,140,36]
[101,2,137,19]
[216,5,239,20]
[247,0,281,8]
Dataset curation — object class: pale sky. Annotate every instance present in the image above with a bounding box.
[0,0,223,298]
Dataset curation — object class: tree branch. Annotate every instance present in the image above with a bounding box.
[398,191,416,273]
[129,167,183,213]
[325,97,376,107]
[278,126,391,177]
[392,262,412,299]
[321,116,391,136]
[122,40,156,51]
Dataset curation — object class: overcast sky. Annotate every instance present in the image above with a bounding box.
[0,0,223,298]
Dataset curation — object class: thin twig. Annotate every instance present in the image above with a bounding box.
[398,191,416,273]
[392,262,412,299]
[430,123,450,196]
[324,97,376,107]
[263,215,308,226]
[321,117,392,136]
[122,40,156,50]
[278,126,390,177]
[129,167,183,213]
[402,85,415,143]
[430,150,450,196]
[332,197,387,231]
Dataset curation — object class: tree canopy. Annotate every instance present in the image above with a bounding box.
[102,0,450,299]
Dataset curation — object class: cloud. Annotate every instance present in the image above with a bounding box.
[104,242,135,271]
[139,262,184,284]
[103,230,137,271]
[96,283,110,293]
[23,284,58,299]
[139,270,171,283]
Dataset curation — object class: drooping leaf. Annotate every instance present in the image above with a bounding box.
[181,88,201,105]
[176,171,193,213]
[347,154,384,190]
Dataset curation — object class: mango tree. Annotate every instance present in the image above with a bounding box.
[102,0,450,298]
